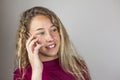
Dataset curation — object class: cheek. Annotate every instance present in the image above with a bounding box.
[36,36,45,44]
[53,34,61,41]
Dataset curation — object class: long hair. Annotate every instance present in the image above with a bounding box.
[16,6,91,80]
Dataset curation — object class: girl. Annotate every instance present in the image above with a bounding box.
[14,6,91,80]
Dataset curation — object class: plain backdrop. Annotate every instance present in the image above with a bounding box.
[0,0,120,80]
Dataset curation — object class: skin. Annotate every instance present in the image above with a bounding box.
[26,15,61,80]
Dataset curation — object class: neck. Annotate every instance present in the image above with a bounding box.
[39,55,58,62]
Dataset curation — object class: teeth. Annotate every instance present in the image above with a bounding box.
[49,44,55,48]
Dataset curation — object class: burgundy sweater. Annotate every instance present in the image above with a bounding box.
[14,59,75,80]
[14,58,76,80]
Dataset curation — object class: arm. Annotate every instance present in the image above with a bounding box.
[32,70,42,80]
[26,35,43,80]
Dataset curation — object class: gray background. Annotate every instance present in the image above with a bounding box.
[0,0,120,80]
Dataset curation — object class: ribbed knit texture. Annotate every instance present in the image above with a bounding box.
[14,58,75,80]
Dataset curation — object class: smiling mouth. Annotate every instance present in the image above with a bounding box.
[46,44,56,49]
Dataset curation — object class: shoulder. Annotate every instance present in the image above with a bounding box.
[14,65,32,80]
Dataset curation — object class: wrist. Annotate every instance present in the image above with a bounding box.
[32,71,42,80]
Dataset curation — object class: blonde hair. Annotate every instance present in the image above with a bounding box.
[16,6,91,80]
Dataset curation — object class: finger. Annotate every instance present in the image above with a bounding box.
[26,35,33,45]
[28,38,38,51]
[26,35,35,47]
[34,43,43,54]
[28,32,32,37]
[26,32,31,39]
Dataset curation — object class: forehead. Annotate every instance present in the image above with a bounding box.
[31,15,51,25]
[30,15,53,30]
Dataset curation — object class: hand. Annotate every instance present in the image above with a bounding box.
[26,35,43,75]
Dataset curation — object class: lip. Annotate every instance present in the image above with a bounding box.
[45,44,56,50]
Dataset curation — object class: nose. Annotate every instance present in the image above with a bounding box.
[45,32,54,42]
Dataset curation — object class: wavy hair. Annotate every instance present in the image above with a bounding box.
[16,6,91,80]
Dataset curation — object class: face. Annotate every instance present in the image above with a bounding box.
[29,15,60,61]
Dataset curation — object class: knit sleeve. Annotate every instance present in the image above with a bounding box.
[14,65,32,80]
[14,68,27,80]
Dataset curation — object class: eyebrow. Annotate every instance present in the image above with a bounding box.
[35,25,55,31]
[35,28,44,31]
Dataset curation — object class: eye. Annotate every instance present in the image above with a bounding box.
[51,28,58,32]
[36,31,45,35]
